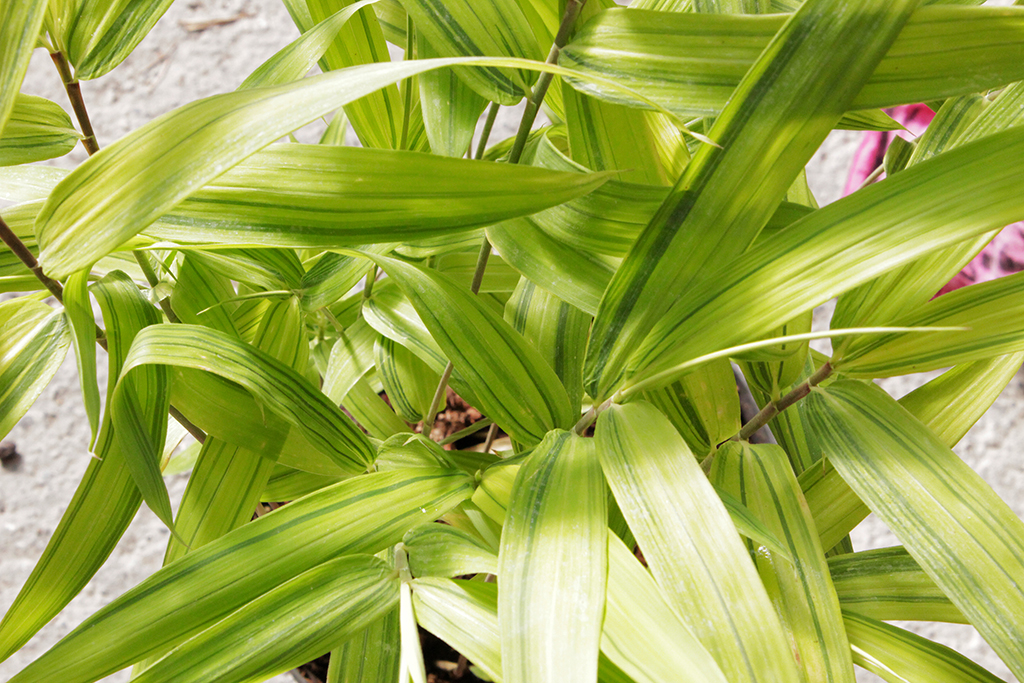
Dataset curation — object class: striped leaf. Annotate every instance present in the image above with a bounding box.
[843,612,1004,683]
[0,94,80,166]
[504,278,590,417]
[48,0,173,79]
[397,0,541,105]
[498,430,608,683]
[169,254,240,336]
[399,579,428,683]
[830,547,965,624]
[559,6,1024,117]
[9,468,472,683]
[289,0,406,150]
[417,36,488,158]
[0,0,48,133]
[239,1,379,90]
[602,533,728,683]
[0,272,155,662]
[839,270,1024,377]
[342,375,408,439]
[327,606,400,683]
[0,166,68,204]
[411,578,634,683]
[583,0,917,402]
[139,144,607,250]
[375,335,441,423]
[0,297,70,442]
[62,270,100,444]
[803,380,1024,679]
[627,125,1024,391]
[710,442,854,683]
[117,324,374,472]
[162,297,307,564]
[897,353,1024,448]
[322,318,378,404]
[132,555,398,683]
[595,401,802,683]
[370,255,575,444]
[403,524,498,578]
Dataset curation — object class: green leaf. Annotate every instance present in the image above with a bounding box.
[55,0,175,80]
[0,297,71,441]
[803,380,1024,679]
[602,533,728,683]
[399,579,428,683]
[839,270,1024,377]
[138,144,609,250]
[328,605,401,683]
[498,431,608,683]
[644,358,739,457]
[169,254,240,336]
[368,254,575,444]
[0,94,80,166]
[0,272,155,662]
[583,0,917,401]
[0,0,47,133]
[417,36,488,158]
[323,317,379,403]
[710,442,854,683]
[504,278,590,417]
[843,611,1004,683]
[830,547,965,624]
[403,523,498,578]
[595,402,802,683]
[0,165,68,204]
[9,468,472,683]
[627,125,1024,391]
[133,555,398,683]
[376,334,440,423]
[118,324,375,472]
[559,6,1024,117]
[897,353,1024,448]
[397,0,541,105]
[62,270,100,445]
[239,1,379,90]
[342,374,408,439]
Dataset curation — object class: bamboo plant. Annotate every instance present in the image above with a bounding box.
[5,0,1024,681]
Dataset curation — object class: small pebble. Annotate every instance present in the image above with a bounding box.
[0,441,17,462]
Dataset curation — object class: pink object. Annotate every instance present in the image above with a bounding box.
[844,104,1024,294]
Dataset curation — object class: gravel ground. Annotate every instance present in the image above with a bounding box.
[3,2,1024,682]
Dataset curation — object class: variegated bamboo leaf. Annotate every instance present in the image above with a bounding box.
[0,94,80,166]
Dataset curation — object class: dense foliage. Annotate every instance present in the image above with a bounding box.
[4,0,1024,681]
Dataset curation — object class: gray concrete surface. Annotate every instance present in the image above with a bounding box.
[3,2,1024,682]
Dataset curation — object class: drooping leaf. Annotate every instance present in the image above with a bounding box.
[417,36,489,158]
[0,0,48,133]
[0,272,155,662]
[53,0,175,80]
[0,297,71,442]
[803,380,1024,679]
[583,0,917,401]
[843,611,1004,683]
[829,547,965,624]
[0,94,80,166]
[499,430,608,683]
[595,402,802,683]
[116,324,375,472]
[62,270,100,445]
[403,524,498,578]
[710,442,854,683]
[839,270,1024,377]
[140,144,607,250]
[9,468,472,683]
[375,334,440,423]
[132,555,399,683]
[602,533,728,683]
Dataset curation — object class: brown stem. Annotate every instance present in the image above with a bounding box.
[0,215,65,302]
[731,361,833,443]
[50,51,99,155]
